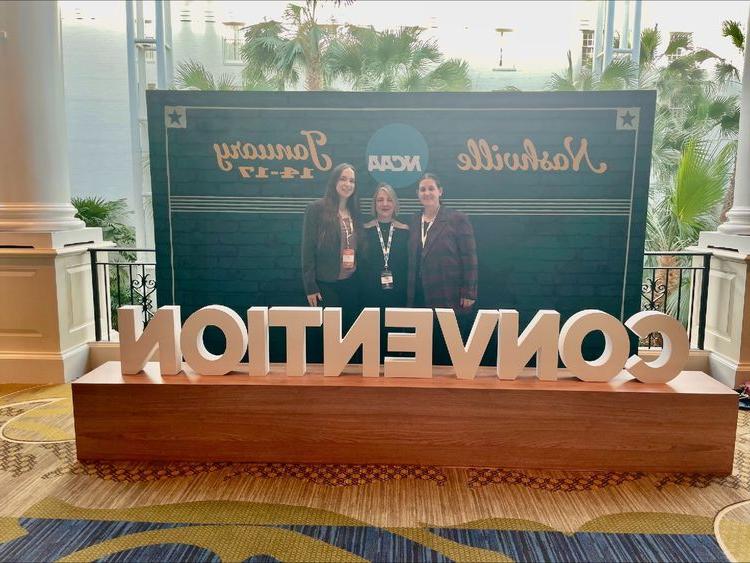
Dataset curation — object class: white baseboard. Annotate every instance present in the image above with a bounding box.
[0,342,90,383]
[708,351,750,389]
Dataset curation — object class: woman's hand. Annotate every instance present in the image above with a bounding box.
[307,293,323,307]
[460,297,475,309]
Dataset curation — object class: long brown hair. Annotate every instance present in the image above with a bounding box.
[319,163,360,246]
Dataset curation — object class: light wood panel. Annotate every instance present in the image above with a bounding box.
[72,362,738,473]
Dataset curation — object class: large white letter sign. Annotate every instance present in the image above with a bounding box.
[625,311,689,383]
[323,307,380,377]
[497,310,560,381]
[269,307,323,376]
[559,310,630,382]
[119,306,182,375]
[437,309,498,379]
[247,307,270,376]
[181,305,247,375]
[384,308,433,378]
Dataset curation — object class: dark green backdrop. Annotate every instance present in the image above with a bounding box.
[147,90,655,364]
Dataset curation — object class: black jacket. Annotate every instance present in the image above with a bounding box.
[301,199,362,295]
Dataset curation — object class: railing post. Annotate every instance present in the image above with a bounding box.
[90,248,101,342]
[697,253,711,350]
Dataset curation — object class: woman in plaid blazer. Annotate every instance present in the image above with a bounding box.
[407,173,478,313]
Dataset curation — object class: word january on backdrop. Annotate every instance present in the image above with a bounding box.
[118,306,689,384]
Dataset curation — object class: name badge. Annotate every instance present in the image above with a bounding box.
[380,269,393,289]
[342,248,355,268]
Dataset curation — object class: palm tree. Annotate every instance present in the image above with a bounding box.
[716,19,744,87]
[548,27,739,160]
[647,140,734,251]
[547,50,637,91]
[327,25,471,92]
[241,1,339,91]
[241,2,471,92]
[174,59,239,91]
[645,139,733,320]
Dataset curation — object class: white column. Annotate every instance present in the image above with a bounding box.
[0,1,105,383]
[0,1,84,232]
[693,7,750,389]
[718,6,750,236]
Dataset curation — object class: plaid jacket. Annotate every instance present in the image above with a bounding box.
[407,207,478,311]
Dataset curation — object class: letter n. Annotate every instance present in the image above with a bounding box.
[119,305,182,375]
[324,308,380,377]
[402,155,421,172]
[497,310,560,380]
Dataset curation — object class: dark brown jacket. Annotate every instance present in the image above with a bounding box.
[301,199,362,295]
[407,207,478,311]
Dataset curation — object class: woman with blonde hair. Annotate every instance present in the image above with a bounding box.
[361,183,409,309]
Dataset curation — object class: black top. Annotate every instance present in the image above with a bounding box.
[360,220,409,308]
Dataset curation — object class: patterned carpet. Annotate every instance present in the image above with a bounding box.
[0,383,748,562]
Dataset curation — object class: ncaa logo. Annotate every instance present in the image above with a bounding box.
[366,123,429,188]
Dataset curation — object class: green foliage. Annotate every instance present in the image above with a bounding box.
[327,25,471,92]
[722,20,745,51]
[548,21,745,252]
[547,20,743,253]
[241,1,333,91]
[175,59,238,91]
[71,196,137,331]
[647,140,734,251]
[240,3,471,92]
[547,50,636,91]
[71,196,135,247]
[639,26,661,67]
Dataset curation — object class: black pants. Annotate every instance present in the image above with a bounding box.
[318,277,361,332]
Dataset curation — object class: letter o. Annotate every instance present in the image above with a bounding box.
[624,311,689,383]
[180,306,248,375]
[559,310,630,382]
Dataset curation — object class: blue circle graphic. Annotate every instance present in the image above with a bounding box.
[365,123,429,189]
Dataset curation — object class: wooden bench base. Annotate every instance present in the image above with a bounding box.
[72,362,738,473]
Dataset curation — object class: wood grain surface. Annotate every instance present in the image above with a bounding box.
[72,362,738,473]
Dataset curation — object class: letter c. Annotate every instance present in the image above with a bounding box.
[624,311,688,383]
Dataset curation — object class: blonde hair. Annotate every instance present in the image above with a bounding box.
[371,183,400,218]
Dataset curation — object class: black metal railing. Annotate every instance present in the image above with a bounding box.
[89,248,712,349]
[90,248,157,342]
[641,250,711,349]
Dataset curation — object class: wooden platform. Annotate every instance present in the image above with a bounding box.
[72,362,739,473]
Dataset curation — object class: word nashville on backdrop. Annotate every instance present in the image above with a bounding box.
[119,305,688,384]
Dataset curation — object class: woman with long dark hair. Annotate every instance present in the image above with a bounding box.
[301,163,362,324]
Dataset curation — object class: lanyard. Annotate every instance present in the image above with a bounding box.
[376,222,395,270]
[340,215,353,248]
[421,216,434,247]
